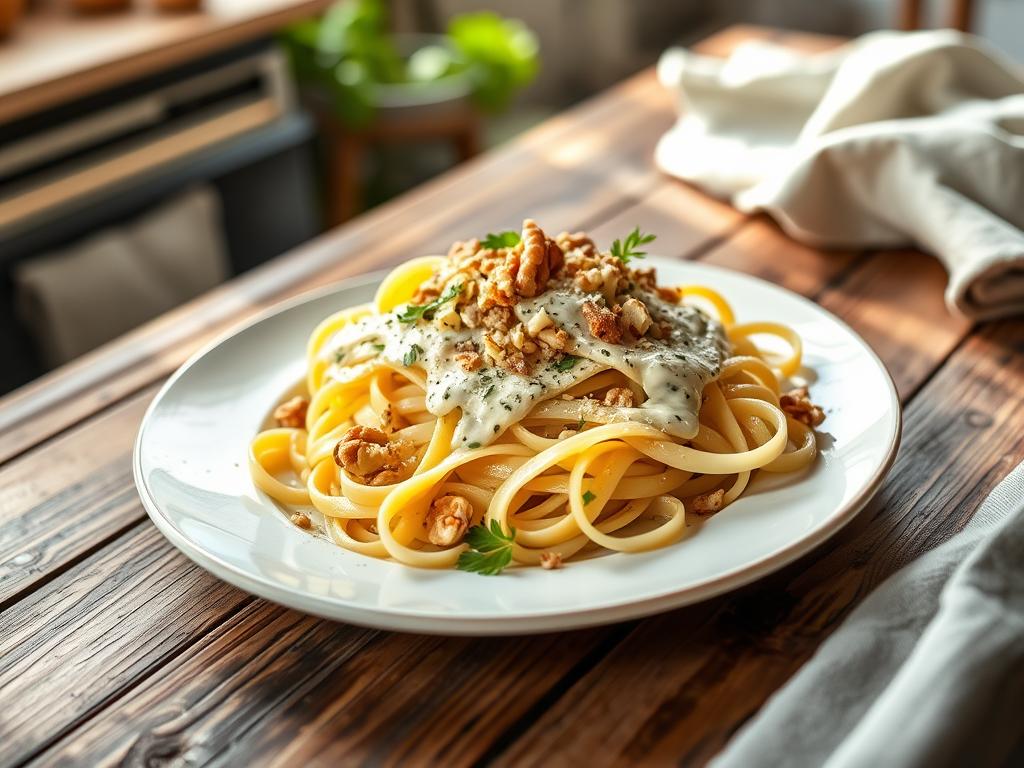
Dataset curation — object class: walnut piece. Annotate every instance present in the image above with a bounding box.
[618,297,652,338]
[516,219,553,297]
[455,350,483,372]
[289,512,312,529]
[556,231,597,257]
[691,489,725,516]
[273,396,308,429]
[425,494,473,547]
[581,301,622,344]
[525,307,554,336]
[333,425,417,486]
[780,387,826,427]
[540,551,563,570]
[603,387,635,408]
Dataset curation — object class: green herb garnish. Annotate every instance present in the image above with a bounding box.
[582,490,596,505]
[554,355,579,372]
[456,520,516,575]
[576,415,585,431]
[610,226,656,264]
[481,384,496,399]
[467,441,481,449]
[372,343,386,351]
[396,283,464,324]
[403,344,423,366]
[482,230,520,249]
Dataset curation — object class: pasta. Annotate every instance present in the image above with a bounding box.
[250,221,825,573]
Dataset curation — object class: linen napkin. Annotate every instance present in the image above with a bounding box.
[656,30,1024,320]
[711,457,1024,768]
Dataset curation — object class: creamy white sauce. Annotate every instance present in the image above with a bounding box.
[324,285,728,450]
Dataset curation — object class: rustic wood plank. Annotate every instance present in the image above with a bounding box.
[9,191,961,768]
[6,26,961,768]
[491,326,1017,768]
[29,598,620,767]
[817,249,972,401]
[586,179,745,257]
[0,176,747,768]
[0,525,252,768]
[0,386,157,608]
[0,68,673,466]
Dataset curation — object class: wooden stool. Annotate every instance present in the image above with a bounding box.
[316,101,481,225]
[899,0,977,32]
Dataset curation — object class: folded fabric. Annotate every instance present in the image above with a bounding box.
[656,30,1024,320]
[15,186,229,366]
[711,457,1024,768]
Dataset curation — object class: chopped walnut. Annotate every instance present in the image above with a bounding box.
[581,301,622,344]
[425,494,473,547]
[657,286,681,303]
[460,304,481,329]
[633,267,658,290]
[455,351,483,372]
[526,307,554,336]
[618,297,652,338]
[289,512,312,529]
[603,387,635,408]
[557,429,578,440]
[333,425,417,486]
[691,489,725,516]
[379,403,401,433]
[481,306,515,332]
[540,551,563,570]
[537,327,571,352]
[556,231,597,258]
[780,387,826,427]
[273,396,308,429]
[516,219,555,297]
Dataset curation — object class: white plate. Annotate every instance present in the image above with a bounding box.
[135,259,901,635]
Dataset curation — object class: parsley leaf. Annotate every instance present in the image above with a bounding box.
[403,344,423,366]
[554,355,578,372]
[576,415,586,431]
[610,226,656,264]
[582,490,597,505]
[482,230,520,249]
[372,343,385,352]
[482,384,495,399]
[467,441,481,449]
[456,520,516,576]
[397,283,464,324]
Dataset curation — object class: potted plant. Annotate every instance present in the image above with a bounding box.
[282,0,540,127]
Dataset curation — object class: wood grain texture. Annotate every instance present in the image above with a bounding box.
[1,170,748,768]
[492,295,1008,768]
[10,178,977,768]
[0,525,251,767]
[0,386,156,607]
[0,24,1009,768]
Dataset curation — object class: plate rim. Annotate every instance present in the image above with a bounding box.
[133,261,902,635]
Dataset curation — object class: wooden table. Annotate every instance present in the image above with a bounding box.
[1,24,1021,766]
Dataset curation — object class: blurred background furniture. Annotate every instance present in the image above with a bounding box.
[900,0,976,31]
[0,0,330,392]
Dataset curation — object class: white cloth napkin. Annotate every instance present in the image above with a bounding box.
[656,30,1024,320]
[711,457,1024,768]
